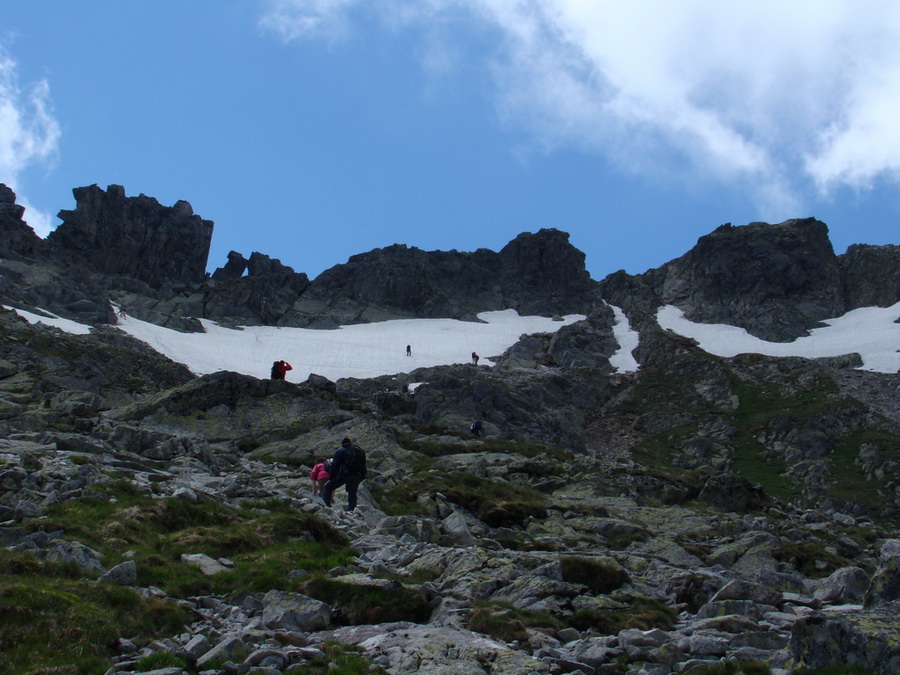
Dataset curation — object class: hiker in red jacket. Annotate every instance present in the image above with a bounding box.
[271,360,292,380]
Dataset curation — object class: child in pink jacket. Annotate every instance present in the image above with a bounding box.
[310,459,331,496]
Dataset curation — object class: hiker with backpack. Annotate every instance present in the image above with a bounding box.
[271,360,292,380]
[321,438,367,512]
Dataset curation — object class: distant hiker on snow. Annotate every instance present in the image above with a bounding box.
[470,417,485,438]
[322,438,367,512]
[471,352,479,365]
[310,459,331,497]
[271,360,292,380]
[406,344,412,356]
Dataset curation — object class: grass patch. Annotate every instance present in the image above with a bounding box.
[0,551,193,675]
[373,470,547,527]
[301,641,390,675]
[772,541,848,579]
[468,601,563,643]
[568,595,676,635]
[301,576,432,625]
[560,557,630,595]
[23,493,354,598]
[134,651,188,671]
[826,430,898,515]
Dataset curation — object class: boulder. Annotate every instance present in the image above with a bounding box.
[261,590,331,632]
[812,566,870,604]
[865,538,900,607]
[181,553,228,576]
[790,601,900,672]
[99,560,138,586]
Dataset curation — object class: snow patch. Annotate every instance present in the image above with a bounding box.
[657,302,900,374]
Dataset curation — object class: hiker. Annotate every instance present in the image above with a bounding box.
[470,416,484,438]
[270,360,292,380]
[310,459,331,496]
[471,352,479,365]
[321,438,367,511]
[406,344,412,356]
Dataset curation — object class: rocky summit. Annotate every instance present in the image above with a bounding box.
[0,183,899,675]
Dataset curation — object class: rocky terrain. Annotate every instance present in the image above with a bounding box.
[1,183,899,675]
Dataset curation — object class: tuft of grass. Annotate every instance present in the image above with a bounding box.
[134,651,188,672]
[302,641,390,675]
[301,576,432,625]
[560,557,630,595]
[772,541,848,579]
[568,595,676,635]
[468,601,563,643]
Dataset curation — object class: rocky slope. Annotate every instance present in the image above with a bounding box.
[0,183,899,675]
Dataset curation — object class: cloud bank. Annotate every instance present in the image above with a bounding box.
[0,46,60,236]
[260,0,900,218]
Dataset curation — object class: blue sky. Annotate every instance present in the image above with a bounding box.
[2,1,899,282]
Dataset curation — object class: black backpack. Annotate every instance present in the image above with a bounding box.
[344,444,366,476]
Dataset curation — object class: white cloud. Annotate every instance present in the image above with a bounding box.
[0,46,60,236]
[258,0,361,43]
[259,1,900,216]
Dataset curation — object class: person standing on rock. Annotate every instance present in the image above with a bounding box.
[310,458,331,496]
[406,344,412,356]
[322,438,367,512]
[270,360,292,380]
[471,352,479,365]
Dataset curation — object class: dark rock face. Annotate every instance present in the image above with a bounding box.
[599,218,898,345]
[0,183,45,258]
[298,229,599,323]
[205,252,310,326]
[839,243,900,309]
[47,184,213,288]
[656,219,844,342]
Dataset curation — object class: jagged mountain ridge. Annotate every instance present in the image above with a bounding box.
[3,183,898,342]
[1,182,900,674]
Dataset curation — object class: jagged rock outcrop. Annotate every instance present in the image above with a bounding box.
[47,184,213,288]
[205,251,310,326]
[599,219,847,344]
[839,242,900,308]
[0,183,45,258]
